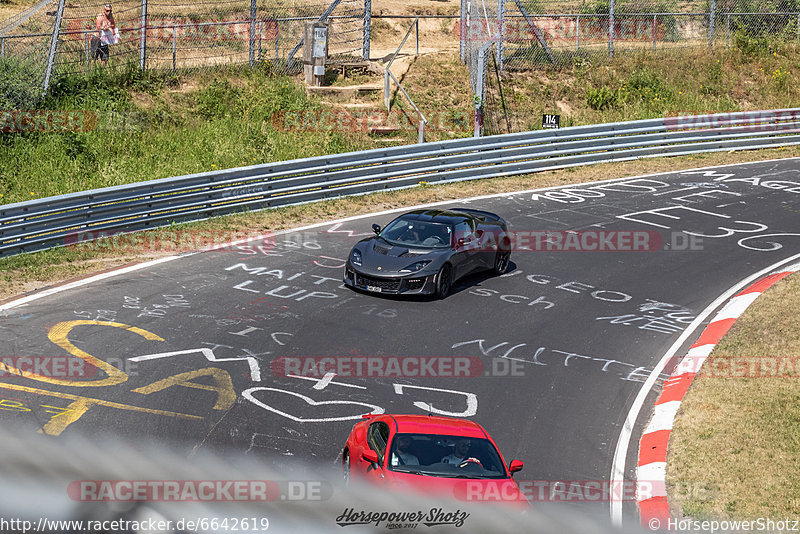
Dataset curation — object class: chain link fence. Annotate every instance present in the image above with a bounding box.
[462,0,800,134]
[0,0,370,108]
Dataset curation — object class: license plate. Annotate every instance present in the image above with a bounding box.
[366,285,382,293]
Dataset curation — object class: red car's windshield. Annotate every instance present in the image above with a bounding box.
[387,433,508,479]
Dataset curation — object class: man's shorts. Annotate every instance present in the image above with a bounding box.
[90,37,109,61]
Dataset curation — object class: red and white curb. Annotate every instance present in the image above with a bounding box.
[636,265,800,527]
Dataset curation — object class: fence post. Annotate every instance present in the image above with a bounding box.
[474,46,486,137]
[653,13,656,50]
[608,0,614,58]
[797,12,799,42]
[460,0,467,62]
[726,13,730,47]
[576,14,580,51]
[275,23,279,60]
[417,120,425,143]
[257,21,262,62]
[42,0,66,96]
[497,0,505,70]
[384,70,390,110]
[416,17,419,56]
[709,0,715,47]
[139,0,147,70]
[85,33,89,70]
[249,0,256,67]
[363,0,371,60]
[172,26,176,71]
[1,37,4,58]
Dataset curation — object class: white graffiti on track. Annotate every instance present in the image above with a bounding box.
[129,344,268,382]
[596,300,695,334]
[451,339,668,382]
[224,263,342,301]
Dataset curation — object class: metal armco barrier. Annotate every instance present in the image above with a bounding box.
[2,109,799,257]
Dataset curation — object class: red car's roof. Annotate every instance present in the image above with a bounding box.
[379,414,489,438]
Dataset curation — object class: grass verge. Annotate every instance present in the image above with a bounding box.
[668,273,800,519]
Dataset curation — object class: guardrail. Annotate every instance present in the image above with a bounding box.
[2,108,799,257]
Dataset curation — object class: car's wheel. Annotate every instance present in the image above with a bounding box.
[343,450,351,486]
[492,251,510,275]
[436,264,452,299]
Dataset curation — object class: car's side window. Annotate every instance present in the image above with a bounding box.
[367,422,390,461]
[454,221,474,244]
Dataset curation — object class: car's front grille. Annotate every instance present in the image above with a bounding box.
[354,273,402,292]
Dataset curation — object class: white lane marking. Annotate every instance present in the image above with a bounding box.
[1,157,798,311]
[610,256,800,526]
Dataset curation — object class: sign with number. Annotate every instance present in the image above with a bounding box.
[312,26,328,58]
[542,114,560,129]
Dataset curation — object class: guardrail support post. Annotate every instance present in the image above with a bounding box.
[363,0,371,60]
[418,120,425,143]
[249,0,256,67]
[42,0,66,96]
[139,0,147,70]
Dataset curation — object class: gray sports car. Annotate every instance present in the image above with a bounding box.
[343,208,511,299]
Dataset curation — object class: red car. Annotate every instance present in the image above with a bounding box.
[342,414,528,507]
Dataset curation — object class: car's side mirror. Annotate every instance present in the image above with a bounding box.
[362,449,380,465]
[509,459,524,474]
[372,224,381,235]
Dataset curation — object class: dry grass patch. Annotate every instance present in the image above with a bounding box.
[668,273,800,519]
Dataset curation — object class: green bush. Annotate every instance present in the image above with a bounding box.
[586,86,621,110]
[196,79,242,119]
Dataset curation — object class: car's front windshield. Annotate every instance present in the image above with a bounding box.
[387,433,508,479]
[379,217,452,249]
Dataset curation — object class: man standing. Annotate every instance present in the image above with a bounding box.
[93,3,117,63]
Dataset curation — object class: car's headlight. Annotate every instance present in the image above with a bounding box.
[400,260,431,273]
[351,249,362,267]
